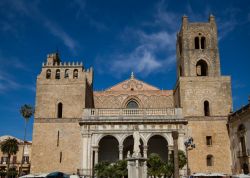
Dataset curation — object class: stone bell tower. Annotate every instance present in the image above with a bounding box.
[174,15,233,174]
[31,53,94,174]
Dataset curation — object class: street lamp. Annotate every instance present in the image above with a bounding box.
[184,137,195,178]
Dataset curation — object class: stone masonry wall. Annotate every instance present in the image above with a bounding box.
[31,121,81,174]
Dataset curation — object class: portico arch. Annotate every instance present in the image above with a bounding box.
[147,135,168,161]
[123,135,144,158]
[98,135,119,162]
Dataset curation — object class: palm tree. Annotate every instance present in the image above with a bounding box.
[0,138,19,173]
[19,104,34,176]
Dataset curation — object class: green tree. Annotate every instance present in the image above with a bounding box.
[0,138,19,173]
[147,151,187,178]
[7,167,18,178]
[19,104,34,176]
[95,160,127,178]
[161,163,173,178]
[0,167,7,178]
[95,161,110,178]
[113,160,127,178]
[178,150,187,169]
[147,153,164,178]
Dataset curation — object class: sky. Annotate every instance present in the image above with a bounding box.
[0,0,249,141]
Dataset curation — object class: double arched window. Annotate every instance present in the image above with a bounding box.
[194,36,206,49]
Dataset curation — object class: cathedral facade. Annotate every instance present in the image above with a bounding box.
[31,15,233,176]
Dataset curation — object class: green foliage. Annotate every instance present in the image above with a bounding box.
[147,151,187,178]
[168,150,187,169]
[20,104,34,120]
[0,137,19,174]
[95,161,110,178]
[94,160,127,178]
[0,138,19,156]
[147,153,164,177]
[7,167,18,178]
[0,167,6,177]
[178,150,187,169]
[113,160,128,177]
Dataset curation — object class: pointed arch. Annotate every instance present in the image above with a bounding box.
[196,60,208,76]
[123,96,142,108]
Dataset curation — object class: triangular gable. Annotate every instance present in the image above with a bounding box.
[106,75,159,91]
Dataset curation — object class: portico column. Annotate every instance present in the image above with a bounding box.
[93,146,99,165]
[143,145,148,158]
[172,131,179,178]
[168,145,173,162]
[119,145,123,160]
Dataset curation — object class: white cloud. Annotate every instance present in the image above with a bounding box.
[97,29,176,77]
[138,31,176,51]
[0,71,35,94]
[43,20,78,53]
[95,0,178,77]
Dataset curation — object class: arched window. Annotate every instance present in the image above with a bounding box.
[57,102,63,118]
[73,69,78,79]
[207,155,213,166]
[195,37,199,49]
[55,69,60,79]
[201,37,206,49]
[196,60,208,76]
[126,100,139,109]
[238,124,247,155]
[46,69,51,79]
[204,101,210,116]
[64,69,69,78]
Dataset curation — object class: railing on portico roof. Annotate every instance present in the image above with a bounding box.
[83,108,182,118]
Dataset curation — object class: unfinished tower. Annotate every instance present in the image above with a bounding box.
[174,15,233,174]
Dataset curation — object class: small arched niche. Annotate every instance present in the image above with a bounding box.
[46,69,51,79]
[73,69,78,79]
[55,69,60,79]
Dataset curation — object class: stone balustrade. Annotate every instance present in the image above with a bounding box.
[82,108,183,119]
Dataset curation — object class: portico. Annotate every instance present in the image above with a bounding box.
[78,108,187,177]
